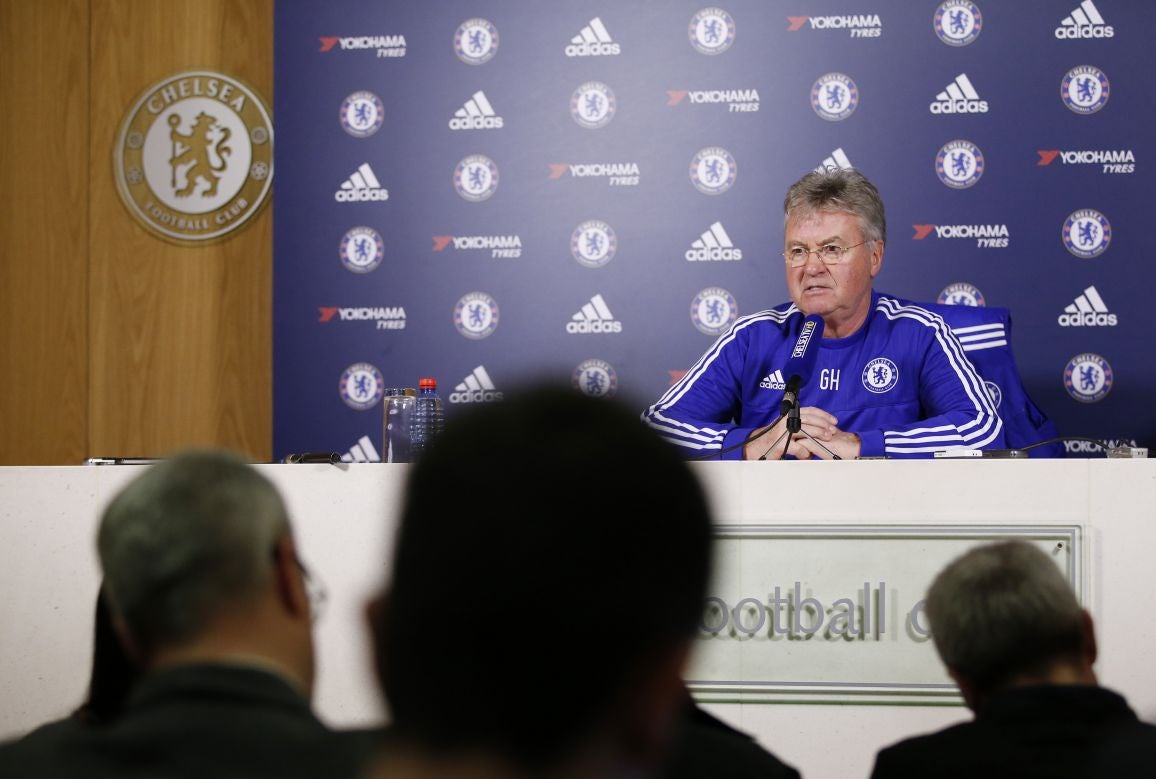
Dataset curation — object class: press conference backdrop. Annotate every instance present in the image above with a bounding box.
[272,1,1154,462]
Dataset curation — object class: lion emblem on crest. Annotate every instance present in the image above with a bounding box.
[114,69,274,243]
[168,112,232,197]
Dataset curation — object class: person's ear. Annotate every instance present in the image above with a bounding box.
[869,240,884,278]
[109,610,144,666]
[1080,608,1098,667]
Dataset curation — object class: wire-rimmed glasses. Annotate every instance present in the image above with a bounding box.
[781,241,868,267]
[297,558,327,622]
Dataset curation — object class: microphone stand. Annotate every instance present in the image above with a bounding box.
[765,401,842,460]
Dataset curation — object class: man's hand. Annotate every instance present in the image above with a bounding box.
[743,407,840,460]
[794,426,862,460]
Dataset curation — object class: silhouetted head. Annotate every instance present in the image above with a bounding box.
[372,382,715,772]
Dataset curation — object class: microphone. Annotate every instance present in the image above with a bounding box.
[282,451,342,464]
[779,314,825,416]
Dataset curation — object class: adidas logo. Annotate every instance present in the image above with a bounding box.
[1055,0,1113,38]
[449,365,503,403]
[686,222,742,261]
[566,293,623,333]
[1058,285,1117,326]
[930,73,988,114]
[340,434,381,463]
[448,90,504,130]
[335,163,389,202]
[565,17,620,56]
[815,147,853,173]
[759,369,787,390]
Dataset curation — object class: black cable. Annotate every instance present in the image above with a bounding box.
[688,415,784,461]
[691,432,1120,462]
[1021,436,1112,455]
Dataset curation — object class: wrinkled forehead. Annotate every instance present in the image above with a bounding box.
[784,207,863,238]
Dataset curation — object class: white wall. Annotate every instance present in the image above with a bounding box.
[2,460,1154,777]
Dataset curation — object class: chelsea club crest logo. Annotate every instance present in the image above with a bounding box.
[339,91,384,138]
[1061,65,1110,115]
[690,287,738,336]
[113,70,274,244]
[811,73,859,122]
[937,282,986,307]
[570,81,617,129]
[934,1,983,47]
[570,220,618,268]
[689,8,736,55]
[339,226,385,274]
[455,18,499,65]
[1062,209,1111,259]
[936,140,984,189]
[453,154,499,202]
[572,358,619,398]
[1064,353,1113,403]
[453,291,500,339]
[689,147,737,195]
[985,381,1002,409]
[862,357,899,394]
[339,362,385,411]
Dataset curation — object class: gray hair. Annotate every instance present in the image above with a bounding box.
[96,449,291,652]
[925,540,1084,694]
[783,167,887,245]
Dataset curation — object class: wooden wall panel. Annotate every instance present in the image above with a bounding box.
[88,0,274,462]
[0,0,274,465]
[0,0,90,465]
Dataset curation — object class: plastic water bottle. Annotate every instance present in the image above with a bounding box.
[409,377,444,461]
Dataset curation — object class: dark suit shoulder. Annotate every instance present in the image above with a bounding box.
[870,721,975,779]
[661,703,801,779]
[0,717,101,777]
[871,686,1156,779]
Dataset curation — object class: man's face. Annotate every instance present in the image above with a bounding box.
[784,209,882,333]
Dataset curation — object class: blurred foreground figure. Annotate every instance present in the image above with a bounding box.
[366,383,716,779]
[657,685,802,779]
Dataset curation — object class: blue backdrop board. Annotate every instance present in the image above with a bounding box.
[273,1,1153,462]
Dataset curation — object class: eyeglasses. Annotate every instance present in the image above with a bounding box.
[781,241,868,267]
[267,540,325,619]
[293,555,328,623]
[271,545,328,622]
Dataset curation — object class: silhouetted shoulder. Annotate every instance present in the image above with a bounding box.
[1089,717,1156,774]
[870,686,1156,779]
[660,701,801,779]
[0,717,96,777]
[870,725,970,779]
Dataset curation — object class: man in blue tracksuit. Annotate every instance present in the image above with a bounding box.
[643,167,1005,460]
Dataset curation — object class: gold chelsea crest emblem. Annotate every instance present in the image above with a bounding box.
[113,70,274,244]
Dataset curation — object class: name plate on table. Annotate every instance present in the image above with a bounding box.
[686,524,1082,705]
